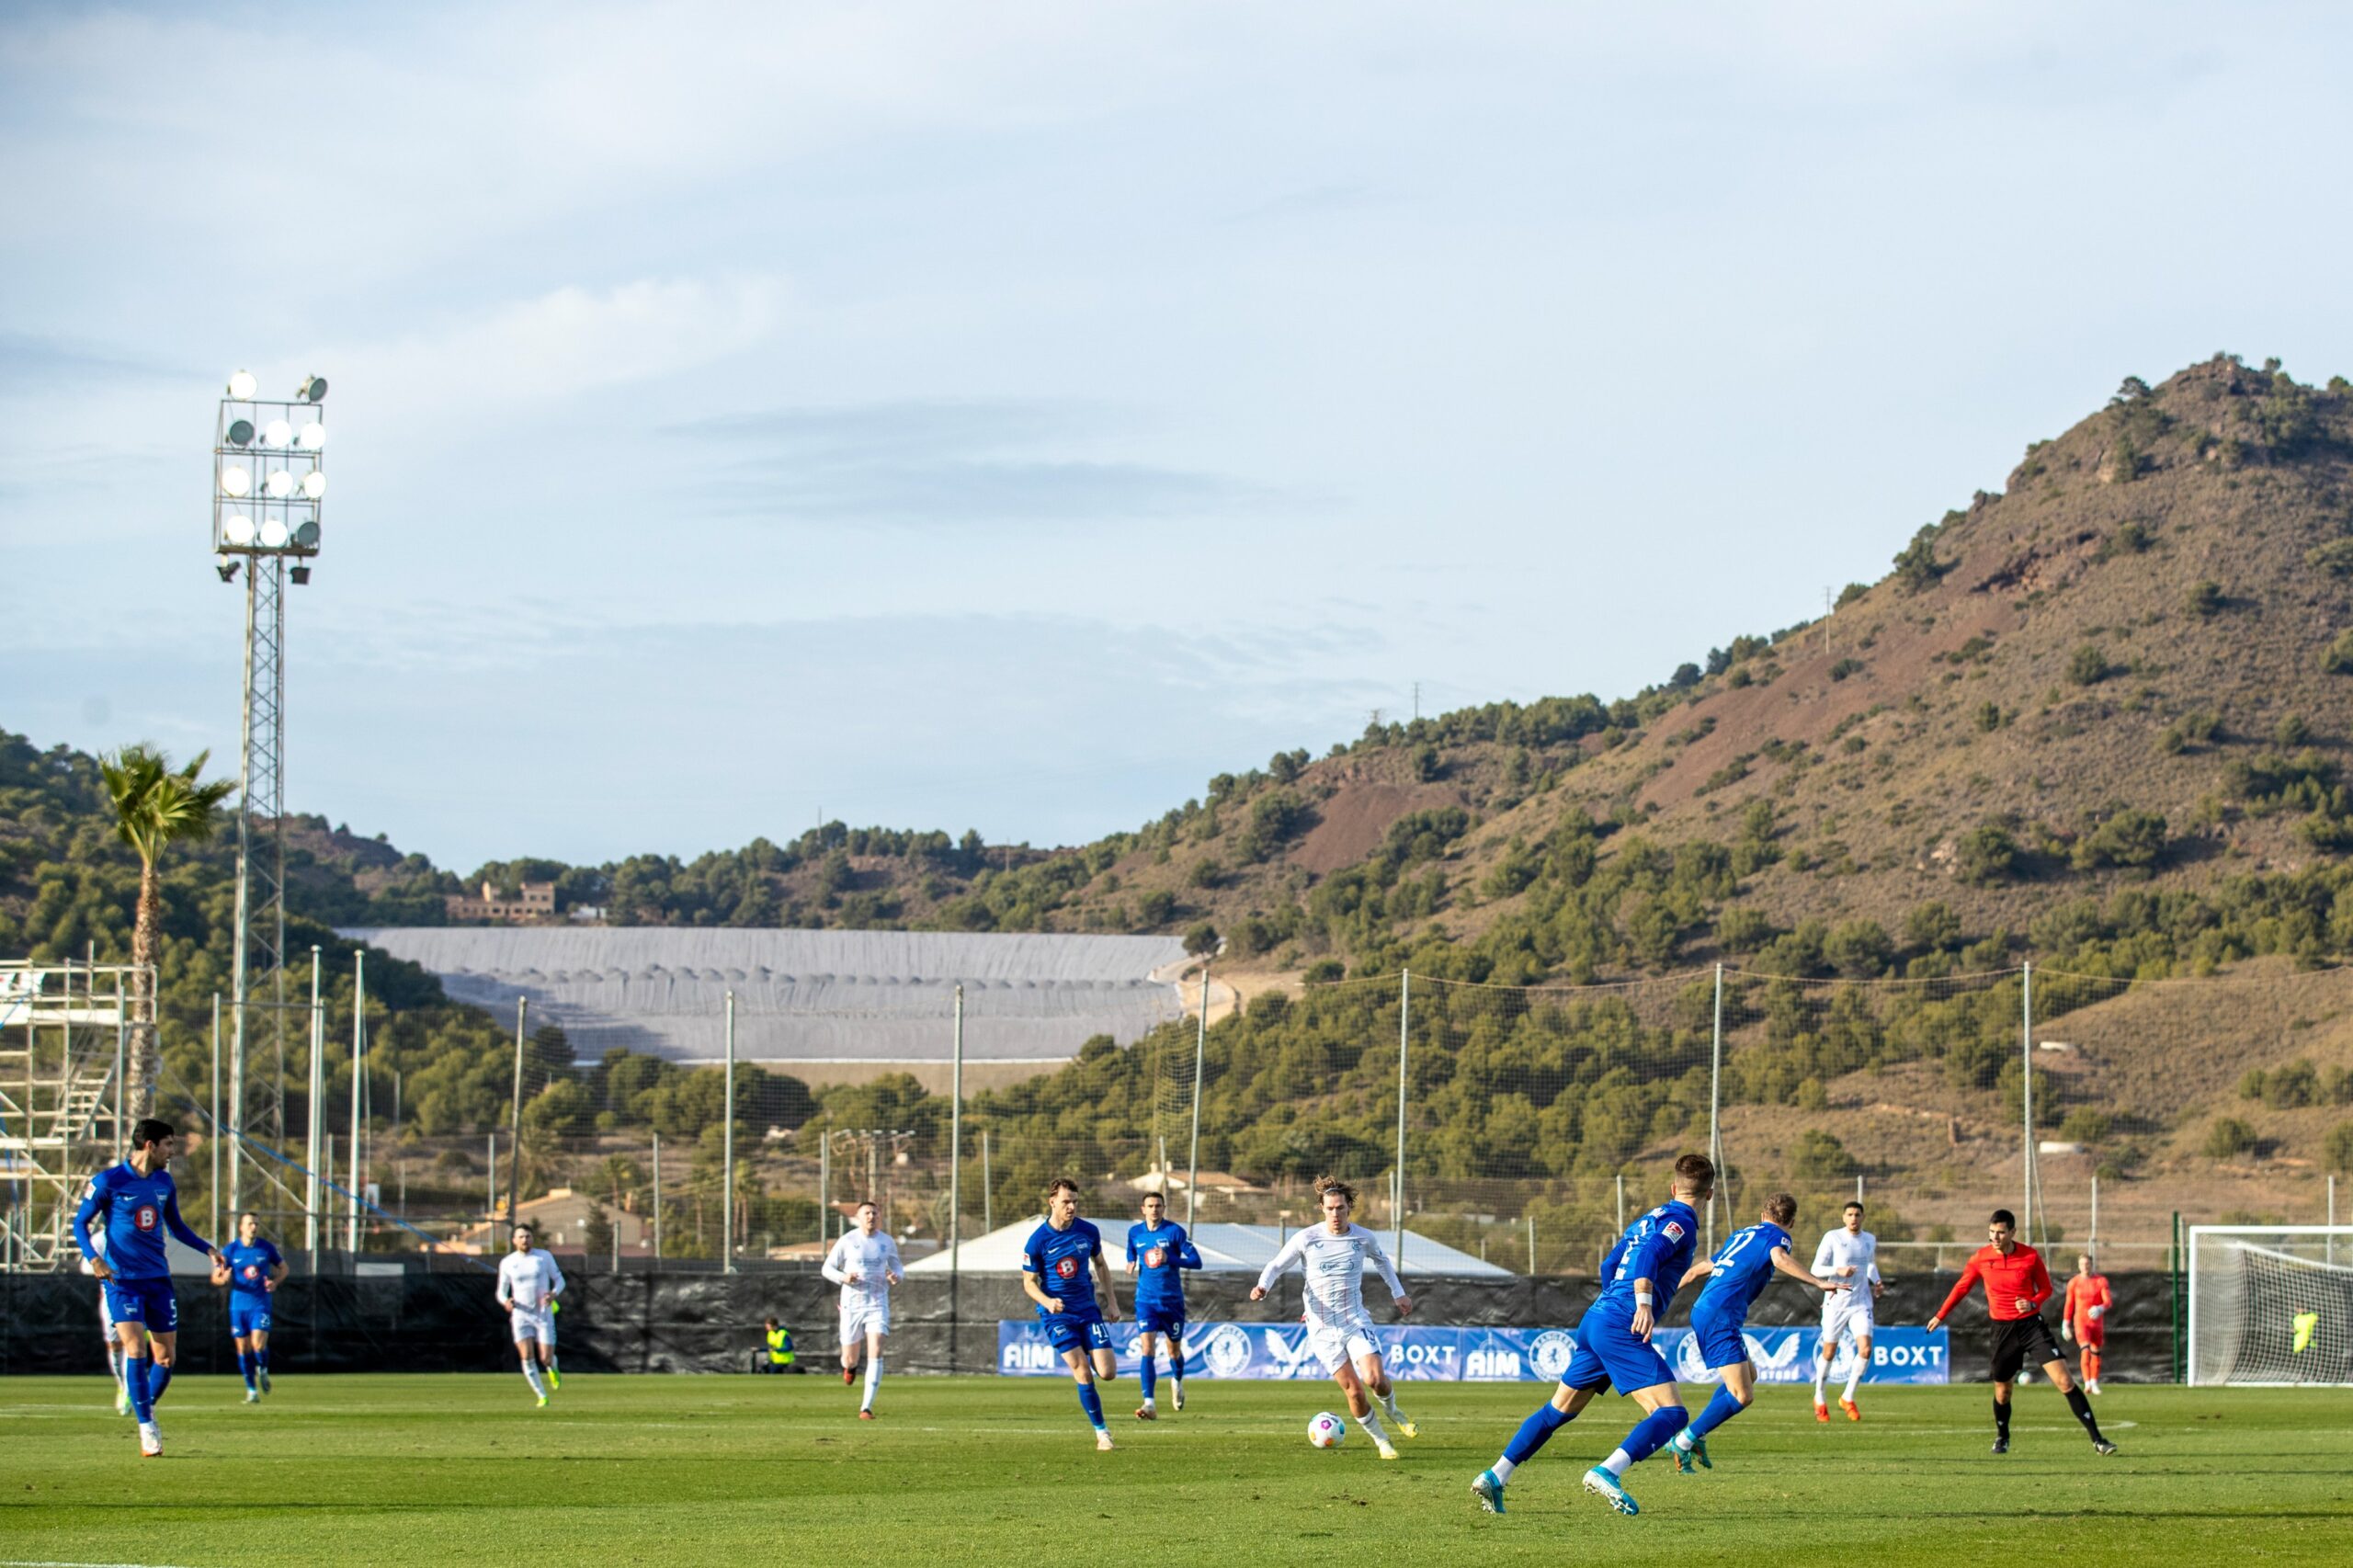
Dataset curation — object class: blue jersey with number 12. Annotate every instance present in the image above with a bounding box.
[1692,1221,1792,1321]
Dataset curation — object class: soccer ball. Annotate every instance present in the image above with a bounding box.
[1308,1412,1347,1449]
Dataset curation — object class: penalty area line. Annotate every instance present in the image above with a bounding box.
[4,1560,206,1568]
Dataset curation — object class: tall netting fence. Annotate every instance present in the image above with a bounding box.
[17,959,2353,1281]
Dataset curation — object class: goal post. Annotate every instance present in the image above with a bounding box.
[2187,1226,2353,1386]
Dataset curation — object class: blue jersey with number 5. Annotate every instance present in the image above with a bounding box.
[1692,1221,1791,1321]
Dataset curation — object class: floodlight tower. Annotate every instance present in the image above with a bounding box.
[211,369,329,1213]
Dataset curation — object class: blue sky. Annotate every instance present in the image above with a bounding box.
[5,2,2351,872]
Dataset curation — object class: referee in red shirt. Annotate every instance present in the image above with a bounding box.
[1927,1209,2117,1456]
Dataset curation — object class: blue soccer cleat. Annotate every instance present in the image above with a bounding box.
[1673,1434,1711,1472]
[1472,1469,1506,1515]
[1583,1466,1639,1516]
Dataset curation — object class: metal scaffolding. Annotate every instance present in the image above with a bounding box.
[0,960,141,1268]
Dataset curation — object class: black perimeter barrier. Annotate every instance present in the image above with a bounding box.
[1,1267,2175,1381]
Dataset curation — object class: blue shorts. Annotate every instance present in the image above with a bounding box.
[1134,1305,1186,1340]
[1559,1308,1673,1395]
[229,1299,273,1337]
[1688,1301,1749,1370]
[1040,1310,1113,1357]
[102,1277,178,1335]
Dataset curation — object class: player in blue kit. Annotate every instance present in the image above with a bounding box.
[1665,1193,1842,1473]
[218,1212,288,1403]
[1022,1177,1123,1451]
[73,1118,226,1458]
[1472,1153,1713,1518]
[1125,1189,1201,1419]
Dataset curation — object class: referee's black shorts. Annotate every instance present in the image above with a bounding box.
[1989,1313,2064,1381]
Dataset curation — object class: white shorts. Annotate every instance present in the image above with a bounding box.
[508,1304,556,1346]
[840,1300,891,1346]
[1821,1292,1876,1346]
[1305,1310,1380,1376]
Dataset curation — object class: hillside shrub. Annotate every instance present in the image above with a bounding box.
[1716,905,1775,953]
[1904,902,1963,953]
[1829,657,1865,682]
[1955,822,2021,886]
[1182,923,1220,956]
[1790,1129,1859,1182]
[2325,630,2353,676]
[2187,580,2226,618]
[2072,809,2167,872]
[2306,539,2353,578]
[2059,1108,2111,1144]
[2203,1117,2257,1160]
[1972,701,2003,733]
[2068,645,2112,686]
[2326,1123,2353,1174]
[1824,918,1895,979]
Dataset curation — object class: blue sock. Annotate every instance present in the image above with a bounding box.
[148,1363,172,1404]
[256,1346,270,1373]
[127,1356,154,1422]
[1622,1404,1689,1465]
[239,1351,257,1392]
[1169,1350,1185,1380]
[1077,1381,1106,1431]
[1686,1384,1745,1441]
[1503,1399,1574,1465]
[1139,1356,1157,1403]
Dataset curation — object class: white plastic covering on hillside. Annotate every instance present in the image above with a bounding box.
[337,927,1190,1065]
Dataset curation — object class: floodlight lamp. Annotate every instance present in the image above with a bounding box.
[226,369,257,400]
[300,471,326,500]
[298,421,325,450]
[222,514,256,546]
[293,519,320,549]
[297,375,328,403]
[263,419,292,448]
[257,517,290,549]
[266,469,294,499]
[219,466,251,497]
[290,564,312,585]
[227,419,255,448]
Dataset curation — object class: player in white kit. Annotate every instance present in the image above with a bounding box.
[822,1200,903,1419]
[82,1215,131,1416]
[494,1223,565,1407]
[1250,1175,1416,1460]
[1811,1200,1883,1421]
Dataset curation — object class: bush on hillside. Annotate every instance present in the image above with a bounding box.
[2204,1117,2257,1160]
[2059,1108,2111,1144]
[2327,630,2353,676]
[2326,1122,2353,1175]
[1790,1129,1859,1182]
[2068,644,2112,686]
[2073,809,2167,873]
[1955,822,2021,886]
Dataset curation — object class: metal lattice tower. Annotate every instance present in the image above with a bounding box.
[210,370,328,1215]
[226,552,290,1210]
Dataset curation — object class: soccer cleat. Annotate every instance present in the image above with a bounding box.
[1673,1434,1711,1472]
[1840,1398,1860,1423]
[843,1367,857,1386]
[1990,1437,2008,1454]
[1472,1470,1506,1515]
[1134,1404,1157,1421]
[2086,1380,2102,1396]
[244,1390,260,1404]
[114,1383,132,1418]
[1813,1401,1830,1423]
[139,1421,162,1458]
[258,1366,271,1395]
[535,1393,548,1409]
[1096,1429,1117,1451]
[858,1408,875,1420]
[545,1365,561,1392]
[1582,1467,1638,1516]
[1375,1441,1401,1461]
[1393,1417,1420,1439]
[2093,1439,2118,1456]
[1172,1383,1185,1412]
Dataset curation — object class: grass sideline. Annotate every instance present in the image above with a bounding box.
[3,1377,2349,1565]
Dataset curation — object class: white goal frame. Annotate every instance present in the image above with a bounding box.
[2187,1225,2353,1387]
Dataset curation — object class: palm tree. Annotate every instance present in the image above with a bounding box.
[98,744,235,1117]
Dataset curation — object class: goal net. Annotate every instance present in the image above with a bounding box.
[2188,1227,2353,1386]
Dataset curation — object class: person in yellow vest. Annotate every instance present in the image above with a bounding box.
[761,1317,798,1374]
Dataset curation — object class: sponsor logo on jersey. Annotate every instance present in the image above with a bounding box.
[1530,1329,1576,1380]
[1055,1256,1079,1279]
[134,1205,158,1233]
[243,1265,260,1280]
[1662,1221,1685,1242]
[1144,1245,1166,1268]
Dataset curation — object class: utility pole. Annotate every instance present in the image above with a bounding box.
[1411,681,1420,722]
[506,997,527,1229]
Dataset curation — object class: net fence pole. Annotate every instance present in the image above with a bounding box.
[347,950,364,1253]
[2330,1178,2337,1267]
[1186,958,1208,1230]
[949,983,964,1370]
[1708,961,1724,1253]
[1393,968,1410,1268]
[722,990,735,1275]
[982,1129,992,1234]
[210,993,222,1241]
[652,1131,663,1262]
[2020,961,2035,1243]
[306,951,324,1252]
[506,997,526,1232]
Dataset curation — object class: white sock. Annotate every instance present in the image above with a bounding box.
[1142,1393,1156,1408]
[1491,1456,1518,1483]
[522,1361,546,1396]
[1355,1409,1391,1447]
[1379,1387,1404,1422]
[108,1346,124,1388]
[1670,1427,1693,1451]
[862,1353,882,1410]
[1813,1358,1831,1401]
[1601,1448,1633,1479]
[1843,1359,1864,1401]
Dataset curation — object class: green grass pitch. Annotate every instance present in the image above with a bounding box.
[4,1376,2350,1565]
